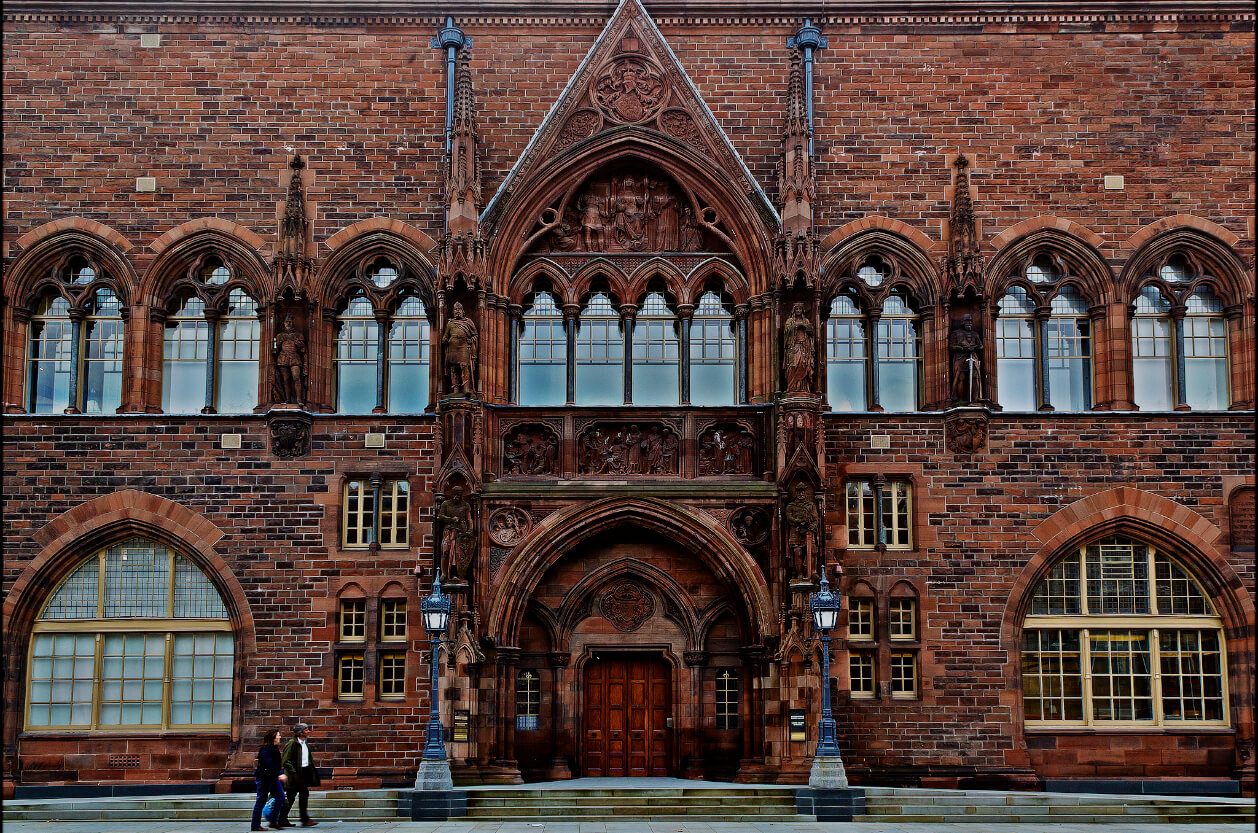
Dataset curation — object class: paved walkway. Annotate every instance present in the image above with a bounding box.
[2,821,1253,832]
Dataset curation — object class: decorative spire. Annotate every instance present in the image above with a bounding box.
[445,47,481,238]
[451,48,477,139]
[943,153,983,300]
[275,153,313,294]
[779,49,814,236]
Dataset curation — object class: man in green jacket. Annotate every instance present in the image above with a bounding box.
[280,722,319,827]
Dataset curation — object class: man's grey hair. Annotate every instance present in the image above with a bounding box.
[293,722,311,734]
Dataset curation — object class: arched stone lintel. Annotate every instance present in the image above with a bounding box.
[149,217,266,257]
[15,217,133,254]
[488,496,774,646]
[820,215,940,256]
[322,217,439,258]
[988,215,1106,253]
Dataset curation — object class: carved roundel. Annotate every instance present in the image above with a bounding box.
[557,108,602,149]
[658,108,702,146]
[593,56,667,124]
[728,506,770,547]
[599,580,655,632]
[488,506,532,547]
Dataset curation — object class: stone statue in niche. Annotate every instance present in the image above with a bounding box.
[503,426,560,476]
[782,302,816,393]
[272,313,307,406]
[578,424,678,475]
[437,485,477,582]
[697,425,756,476]
[544,173,707,253]
[949,313,985,405]
[442,301,479,394]
[783,481,819,582]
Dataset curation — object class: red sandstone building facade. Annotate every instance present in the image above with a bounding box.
[2,0,1254,798]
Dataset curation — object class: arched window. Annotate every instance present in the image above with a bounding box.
[518,291,566,406]
[26,295,74,414]
[575,292,623,406]
[217,289,261,413]
[1131,286,1173,411]
[335,295,379,413]
[82,288,124,414]
[690,291,736,406]
[1046,286,1092,411]
[876,294,920,412]
[387,296,430,413]
[162,295,210,414]
[995,287,1037,411]
[825,293,866,411]
[632,291,680,406]
[1183,287,1228,410]
[26,538,233,731]
[1022,536,1227,726]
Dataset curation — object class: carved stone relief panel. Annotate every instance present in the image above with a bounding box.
[488,506,532,547]
[577,422,680,475]
[502,422,561,477]
[697,422,757,476]
[557,108,602,149]
[600,580,655,632]
[945,412,988,454]
[592,51,668,124]
[728,506,771,547]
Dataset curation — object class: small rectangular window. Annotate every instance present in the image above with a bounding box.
[848,598,874,641]
[516,669,540,731]
[849,652,876,699]
[882,480,912,549]
[339,599,366,643]
[890,652,917,698]
[846,481,876,548]
[847,479,912,549]
[1159,630,1224,722]
[379,652,406,699]
[715,669,740,730]
[379,599,407,642]
[343,480,375,548]
[889,598,917,641]
[378,480,410,548]
[338,653,365,699]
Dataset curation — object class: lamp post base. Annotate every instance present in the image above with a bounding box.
[808,754,850,789]
[414,758,454,791]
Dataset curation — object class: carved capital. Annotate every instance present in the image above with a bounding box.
[683,650,709,668]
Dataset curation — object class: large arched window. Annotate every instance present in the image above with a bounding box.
[876,293,920,412]
[335,295,379,413]
[632,291,680,406]
[825,293,866,411]
[26,294,74,413]
[1131,286,1173,411]
[518,291,567,406]
[575,291,623,406]
[1021,536,1226,727]
[26,538,234,731]
[690,291,736,406]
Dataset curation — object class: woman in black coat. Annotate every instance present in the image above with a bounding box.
[251,729,290,831]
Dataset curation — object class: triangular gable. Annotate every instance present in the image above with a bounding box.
[482,0,778,228]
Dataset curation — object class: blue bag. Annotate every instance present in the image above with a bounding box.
[263,797,277,822]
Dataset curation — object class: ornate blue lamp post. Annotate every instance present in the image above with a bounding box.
[415,569,453,791]
[808,572,849,787]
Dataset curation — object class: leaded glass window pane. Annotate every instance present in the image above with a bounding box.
[575,293,623,406]
[336,296,379,413]
[516,669,541,731]
[217,290,260,413]
[826,295,866,411]
[173,556,229,618]
[388,297,430,413]
[519,292,566,406]
[715,670,740,729]
[846,480,876,548]
[26,633,95,727]
[41,559,100,619]
[1029,555,1081,615]
[27,295,73,413]
[1088,630,1153,721]
[1085,540,1149,615]
[849,652,876,697]
[691,292,735,406]
[876,296,919,412]
[1159,630,1223,721]
[1046,287,1091,411]
[99,633,166,726]
[170,633,233,726]
[379,652,406,699]
[1021,630,1083,721]
[83,289,124,414]
[632,292,679,406]
[1183,288,1228,410]
[1154,555,1212,615]
[378,480,410,548]
[104,541,171,618]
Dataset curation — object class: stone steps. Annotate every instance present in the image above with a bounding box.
[462,786,804,821]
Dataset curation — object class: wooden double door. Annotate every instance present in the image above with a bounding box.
[583,655,671,777]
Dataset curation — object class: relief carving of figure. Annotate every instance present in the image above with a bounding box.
[679,206,703,252]
[579,194,607,251]
[272,314,307,406]
[611,176,647,250]
[782,302,816,393]
[578,424,678,475]
[443,301,479,394]
[697,427,755,476]
[784,481,819,582]
[436,485,477,582]
[646,179,679,251]
[949,313,985,404]
[503,426,559,476]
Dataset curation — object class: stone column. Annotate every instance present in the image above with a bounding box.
[1034,305,1052,410]
[545,651,572,780]
[683,650,708,779]
[677,303,694,405]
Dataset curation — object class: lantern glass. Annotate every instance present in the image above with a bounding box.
[813,604,839,631]
[422,604,449,635]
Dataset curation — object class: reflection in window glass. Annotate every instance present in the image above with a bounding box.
[632,292,679,406]
[388,297,430,413]
[1046,287,1091,411]
[1183,287,1227,410]
[575,293,623,406]
[826,295,866,411]
[996,288,1037,411]
[519,292,566,406]
[163,296,209,413]
[336,296,379,413]
[217,290,260,413]
[1131,286,1173,411]
[27,295,74,413]
[876,295,919,412]
[83,289,124,414]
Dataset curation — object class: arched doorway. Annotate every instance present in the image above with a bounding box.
[491,499,773,781]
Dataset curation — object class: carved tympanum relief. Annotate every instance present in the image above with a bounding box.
[599,580,655,632]
[578,423,679,475]
[542,170,708,254]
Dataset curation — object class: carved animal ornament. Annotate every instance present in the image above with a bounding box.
[599,580,655,632]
